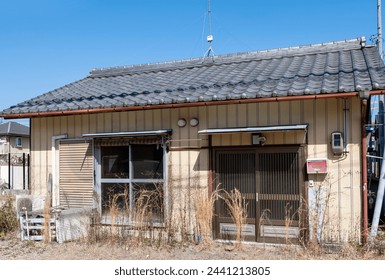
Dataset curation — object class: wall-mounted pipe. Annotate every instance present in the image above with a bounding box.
[361,98,369,243]
[51,134,67,207]
[343,99,350,153]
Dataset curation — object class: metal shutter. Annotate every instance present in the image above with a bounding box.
[59,140,94,208]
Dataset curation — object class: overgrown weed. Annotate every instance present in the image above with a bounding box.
[0,198,18,237]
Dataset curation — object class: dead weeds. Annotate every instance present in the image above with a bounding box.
[1,230,385,260]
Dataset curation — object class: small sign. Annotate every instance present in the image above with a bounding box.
[306,158,327,174]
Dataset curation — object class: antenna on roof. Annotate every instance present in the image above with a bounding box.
[378,0,384,59]
[203,0,215,61]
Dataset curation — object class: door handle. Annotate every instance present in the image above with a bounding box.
[256,192,259,202]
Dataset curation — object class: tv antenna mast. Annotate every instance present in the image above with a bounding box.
[203,0,215,60]
[378,0,383,59]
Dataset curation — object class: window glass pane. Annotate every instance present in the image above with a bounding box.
[131,145,164,179]
[101,183,130,217]
[132,183,164,223]
[101,146,129,178]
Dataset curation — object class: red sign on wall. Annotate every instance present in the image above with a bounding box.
[306,158,328,174]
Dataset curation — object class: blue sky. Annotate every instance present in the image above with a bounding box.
[0,0,381,125]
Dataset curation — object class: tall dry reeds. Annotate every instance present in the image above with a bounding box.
[92,183,166,245]
[219,188,247,246]
[194,189,219,245]
[43,194,52,243]
[108,191,129,244]
[131,184,163,243]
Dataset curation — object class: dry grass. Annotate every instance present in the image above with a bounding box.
[218,188,247,247]
[0,198,18,238]
[43,195,51,243]
[130,184,163,244]
[108,192,126,244]
[194,189,219,245]
[3,227,385,260]
[89,183,167,246]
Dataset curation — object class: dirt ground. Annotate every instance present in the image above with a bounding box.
[1,231,385,260]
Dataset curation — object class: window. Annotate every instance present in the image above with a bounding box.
[101,146,130,178]
[99,144,165,225]
[131,145,164,179]
[15,137,22,148]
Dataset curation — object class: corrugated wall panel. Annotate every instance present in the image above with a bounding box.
[29,97,362,242]
[59,141,93,208]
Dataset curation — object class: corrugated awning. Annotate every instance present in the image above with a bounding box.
[82,129,172,138]
[198,124,308,135]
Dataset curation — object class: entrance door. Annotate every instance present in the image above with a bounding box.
[214,146,304,243]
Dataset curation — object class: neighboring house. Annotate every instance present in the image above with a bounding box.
[0,121,30,189]
[1,37,385,244]
[0,121,29,154]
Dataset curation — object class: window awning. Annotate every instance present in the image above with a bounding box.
[198,124,308,135]
[82,129,172,138]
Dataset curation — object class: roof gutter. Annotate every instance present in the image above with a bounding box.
[0,92,362,119]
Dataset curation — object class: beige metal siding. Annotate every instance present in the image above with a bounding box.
[29,96,363,242]
[59,140,93,208]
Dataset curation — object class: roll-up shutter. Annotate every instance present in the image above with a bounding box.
[59,140,93,208]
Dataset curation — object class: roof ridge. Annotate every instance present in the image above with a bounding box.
[90,37,367,78]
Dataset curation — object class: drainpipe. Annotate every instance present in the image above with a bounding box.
[361,95,369,243]
[51,134,67,207]
[208,135,213,194]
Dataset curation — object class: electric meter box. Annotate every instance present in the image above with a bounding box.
[331,132,344,155]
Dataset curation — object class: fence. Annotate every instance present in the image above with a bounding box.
[0,153,29,190]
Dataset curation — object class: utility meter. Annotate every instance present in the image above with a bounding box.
[331,132,344,155]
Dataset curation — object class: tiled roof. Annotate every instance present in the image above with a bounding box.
[0,122,29,136]
[1,37,385,117]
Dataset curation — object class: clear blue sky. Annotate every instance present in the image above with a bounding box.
[0,0,381,125]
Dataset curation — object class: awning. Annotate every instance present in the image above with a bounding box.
[82,129,172,138]
[83,129,172,145]
[198,124,308,135]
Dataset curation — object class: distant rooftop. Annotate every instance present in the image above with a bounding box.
[0,122,29,136]
[1,37,385,118]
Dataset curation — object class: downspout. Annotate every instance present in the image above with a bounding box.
[51,134,67,207]
[361,93,369,243]
[343,99,349,153]
[208,135,213,194]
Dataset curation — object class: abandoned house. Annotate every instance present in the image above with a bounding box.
[1,37,385,244]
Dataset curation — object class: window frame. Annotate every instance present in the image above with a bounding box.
[95,143,167,226]
[15,137,22,148]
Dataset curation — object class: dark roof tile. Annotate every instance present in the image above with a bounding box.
[1,37,385,117]
[0,122,29,136]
